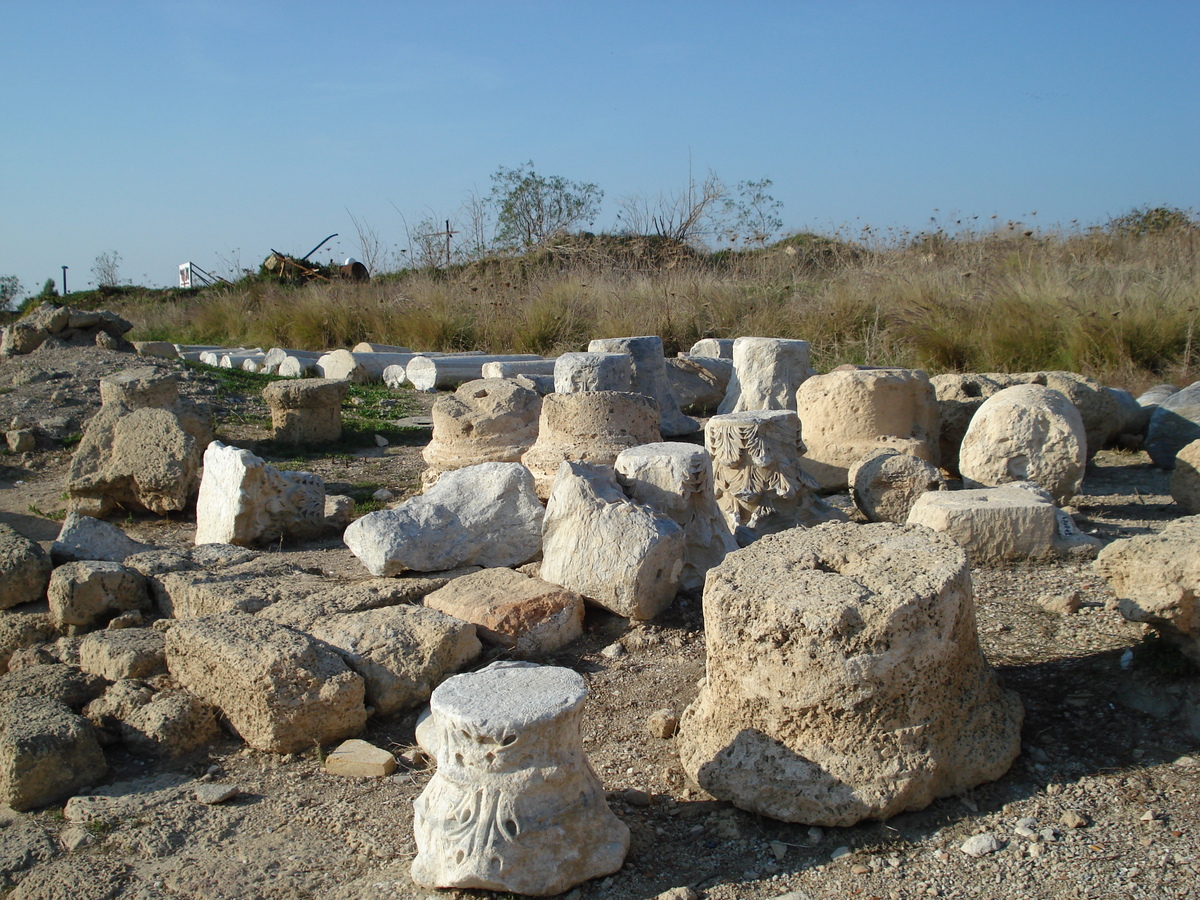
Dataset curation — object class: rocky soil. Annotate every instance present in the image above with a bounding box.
[1,346,1198,900]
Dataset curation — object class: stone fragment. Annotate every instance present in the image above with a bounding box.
[0,523,52,611]
[84,680,220,757]
[1172,439,1200,514]
[0,663,107,714]
[1032,371,1123,456]
[1137,383,1178,424]
[614,442,736,592]
[849,447,947,524]
[261,378,348,445]
[522,391,661,499]
[344,462,544,575]
[960,833,1003,857]
[907,481,1100,565]
[66,367,212,516]
[677,523,1023,827]
[705,410,845,545]
[0,810,59,883]
[150,558,328,619]
[423,568,585,656]
[665,355,733,413]
[134,340,179,359]
[194,783,239,805]
[589,336,698,436]
[421,378,542,487]
[1061,809,1088,828]
[1147,381,1200,469]
[930,372,1045,476]
[0,697,106,811]
[1095,515,1200,665]
[794,367,940,491]
[324,739,397,777]
[165,614,367,753]
[412,662,629,895]
[480,358,557,379]
[194,441,325,546]
[6,429,35,452]
[959,384,1087,504]
[717,337,814,414]
[646,709,679,739]
[689,338,734,358]
[307,605,481,716]
[541,462,683,620]
[47,560,150,629]
[1039,591,1082,615]
[1107,386,1148,439]
[77,628,167,680]
[553,351,634,393]
[51,512,148,564]
[324,494,355,529]
[0,321,47,357]
[0,605,57,674]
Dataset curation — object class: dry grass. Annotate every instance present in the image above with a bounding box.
[118,224,1199,391]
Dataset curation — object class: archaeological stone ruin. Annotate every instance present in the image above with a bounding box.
[2,301,1200,896]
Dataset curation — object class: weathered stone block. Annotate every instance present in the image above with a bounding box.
[0,523,51,611]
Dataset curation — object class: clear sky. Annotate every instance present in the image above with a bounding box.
[2,0,1197,294]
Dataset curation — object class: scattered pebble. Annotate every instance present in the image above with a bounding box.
[1061,809,1088,829]
[600,642,626,659]
[831,846,852,861]
[646,708,679,739]
[960,833,1002,857]
[194,783,239,805]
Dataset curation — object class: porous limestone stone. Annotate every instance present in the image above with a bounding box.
[614,442,736,592]
[665,355,733,414]
[553,351,634,394]
[1146,380,1200,470]
[6,429,34,453]
[165,613,367,753]
[1095,515,1200,665]
[194,441,325,547]
[421,378,542,488]
[793,367,939,491]
[149,558,329,619]
[959,384,1086,504]
[540,462,683,621]
[588,336,698,437]
[1171,439,1200,514]
[0,523,52,611]
[306,605,481,716]
[47,561,151,630]
[930,372,1045,476]
[0,605,57,674]
[261,378,348,445]
[77,628,167,681]
[717,337,814,414]
[423,568,585,656]
[345,462,544,576]
[704,409,845,546]
[677,522,1024,827]
[0,698,106,811]
[521,391,661,499]
[849,447,947,524]
[66,367,212,517]
[0,663,107,714]
[84,680,220,757]
[412,662,629,895]
[906,481,1101,565]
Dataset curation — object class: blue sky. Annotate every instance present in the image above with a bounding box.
[2,0,1197,293]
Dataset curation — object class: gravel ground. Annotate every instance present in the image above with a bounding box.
[0,346,1197,900]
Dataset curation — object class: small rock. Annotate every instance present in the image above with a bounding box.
[1040,827,1058,842]
[6,430,35,453]
[59,826,94,851]
[933,849,950,862]
[374,434,389,448]
[1039,591,1081,615]
[769,840,788,861]
[372,488,395,502]
[324,739,397,777]
[600,641,626,660]
[807,826,824,844]
[655,887,697,900]
[831,846,852,861]
[1140,809,1159,823]
[194,783,239,805]
[614,788,652,807]
[851,864,870,875]
[647,708,679,739]
[1014,825,1038,839]
[960,833,1002,857]
[1061,809,1088,829]
[1015,815,1038,829]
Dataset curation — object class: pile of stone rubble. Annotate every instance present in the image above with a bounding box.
[2,323,1200,896]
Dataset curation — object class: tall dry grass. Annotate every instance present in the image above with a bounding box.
[118,223,1199,391]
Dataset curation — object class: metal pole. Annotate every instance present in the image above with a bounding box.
[61,266,68,295]
[445,220,451,268]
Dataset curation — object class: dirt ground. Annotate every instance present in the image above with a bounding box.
[1,346,1198,900]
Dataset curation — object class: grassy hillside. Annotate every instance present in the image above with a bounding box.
[102,219,1198,392]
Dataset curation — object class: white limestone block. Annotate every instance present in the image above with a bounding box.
[553,352,633,394]
[717,337,814,414]
[588,336,698,436]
